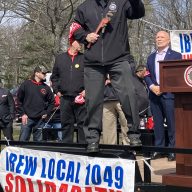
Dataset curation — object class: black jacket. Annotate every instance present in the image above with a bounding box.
[51,52,84,96]
[74,0,145,65]
[104,78,150,116]
[133,75,149,116]
[17,80,55,119]
[0,88,15,122]
[104,83,118,102]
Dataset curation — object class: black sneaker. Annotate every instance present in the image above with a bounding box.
[151,152,163,160]
[167,153,176,161]
[128,134,142,146]
[86,142,99,153]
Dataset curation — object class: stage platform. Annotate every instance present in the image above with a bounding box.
[137,156,176,183]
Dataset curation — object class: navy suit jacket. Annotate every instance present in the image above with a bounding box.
[145,48,182,99]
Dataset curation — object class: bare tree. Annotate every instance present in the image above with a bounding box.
[0,0,84,86]
[1,0,192,87]
[2,0,79,55]
[128,0,156,65]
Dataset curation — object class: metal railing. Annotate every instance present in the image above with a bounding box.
[1,139,192,192]
[1,124,192,191]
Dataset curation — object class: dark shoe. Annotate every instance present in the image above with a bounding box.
[151,152,163,160]
[168,153,175,161]
[86,142,99,153]
[128,134,142,146]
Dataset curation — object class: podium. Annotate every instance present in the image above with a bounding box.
[159,59,192,188]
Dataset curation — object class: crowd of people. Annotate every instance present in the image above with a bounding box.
[0,0,182,161]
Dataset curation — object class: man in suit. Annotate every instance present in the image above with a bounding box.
[145,31,182,161]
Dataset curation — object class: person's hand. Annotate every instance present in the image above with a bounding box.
[79,90,85,97]
[42,114,47,119]
[150,85,162,96]
[22,114,28,125]
[105,79,111,85]
[86,33,99,43]
[57,92,62,97]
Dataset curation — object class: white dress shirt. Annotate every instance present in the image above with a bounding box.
[155,46,169,85]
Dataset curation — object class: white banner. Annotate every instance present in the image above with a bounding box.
[170,30,192,59]
[0,147,135,192]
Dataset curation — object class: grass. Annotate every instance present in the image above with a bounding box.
[0,122,20,141]
[0,122,125,147]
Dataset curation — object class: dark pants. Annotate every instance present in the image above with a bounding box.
[150,95,175,147]
[84,61,140,144]
[0,120,13,140]
[43,122,62,141]
[19,118,44,141]
[60,96,86,144]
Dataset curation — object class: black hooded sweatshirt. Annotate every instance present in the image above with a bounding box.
[17,80,55,119]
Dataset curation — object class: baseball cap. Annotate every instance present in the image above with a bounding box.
[68,22,82,45]
[34,66,48,74]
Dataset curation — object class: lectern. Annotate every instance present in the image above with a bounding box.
[160,59,192,188]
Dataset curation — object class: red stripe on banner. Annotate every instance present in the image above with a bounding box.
[85,187,92,192]
[15,175,26,192]
[27,178,34,192]
[45,181,57,192]
[71,185,82,192]
[5,173,13,192]
[3,172,123,192]
[183,54,192,59]
[37,179,43,192]
[59,183,68,192]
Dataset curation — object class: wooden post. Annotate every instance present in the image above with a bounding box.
[159,59,192,187]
